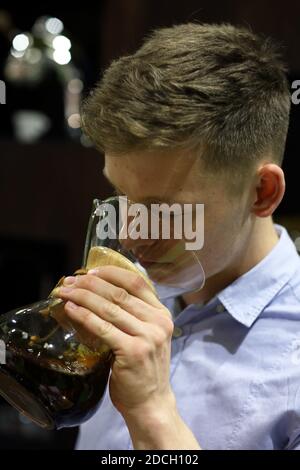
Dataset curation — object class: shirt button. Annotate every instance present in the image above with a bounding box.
[172,326,183,338]
[216,304,225,313]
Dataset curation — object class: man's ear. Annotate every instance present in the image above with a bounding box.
[252,163,285,217]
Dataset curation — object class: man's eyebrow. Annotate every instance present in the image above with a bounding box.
[102,168,178,204]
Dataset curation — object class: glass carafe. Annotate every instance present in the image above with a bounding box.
[0,196,205,429]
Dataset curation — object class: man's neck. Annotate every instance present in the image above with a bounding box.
[181,217,279,307]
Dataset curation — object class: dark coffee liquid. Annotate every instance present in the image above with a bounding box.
[0,300,112,429]
[0,346,112,429]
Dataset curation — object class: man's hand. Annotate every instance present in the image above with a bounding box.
[55,267,174,413]
[54,267,201,450]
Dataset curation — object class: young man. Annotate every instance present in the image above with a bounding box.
[56,23,300,450]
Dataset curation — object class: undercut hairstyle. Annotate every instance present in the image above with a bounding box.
[81,22,291,183]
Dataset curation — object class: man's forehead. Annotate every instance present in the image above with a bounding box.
[102,166,179,204]
[103,149,209,203]
[104,149,203,181]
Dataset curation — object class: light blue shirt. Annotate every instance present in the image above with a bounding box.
[76,224,300,450]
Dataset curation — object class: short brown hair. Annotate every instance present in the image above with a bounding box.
[81,22,291,177]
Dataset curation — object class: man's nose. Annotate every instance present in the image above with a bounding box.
[118,209,157,254]
[119,236,155,253]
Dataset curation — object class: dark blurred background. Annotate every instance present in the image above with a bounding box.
[0,0,300,449]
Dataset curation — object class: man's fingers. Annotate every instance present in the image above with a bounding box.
[87,266,162,307]
[63,274,165,322]
[63,300,132,351]
[57,287,146,336]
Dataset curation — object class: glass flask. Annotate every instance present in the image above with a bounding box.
[0,196,205,429]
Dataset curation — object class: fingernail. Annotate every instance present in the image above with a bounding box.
[88,268,99,275]
[64,276,76,285]
[59,286,73,293]
[65,301,77,310]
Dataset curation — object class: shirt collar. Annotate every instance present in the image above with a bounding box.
[217,224,300,328]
